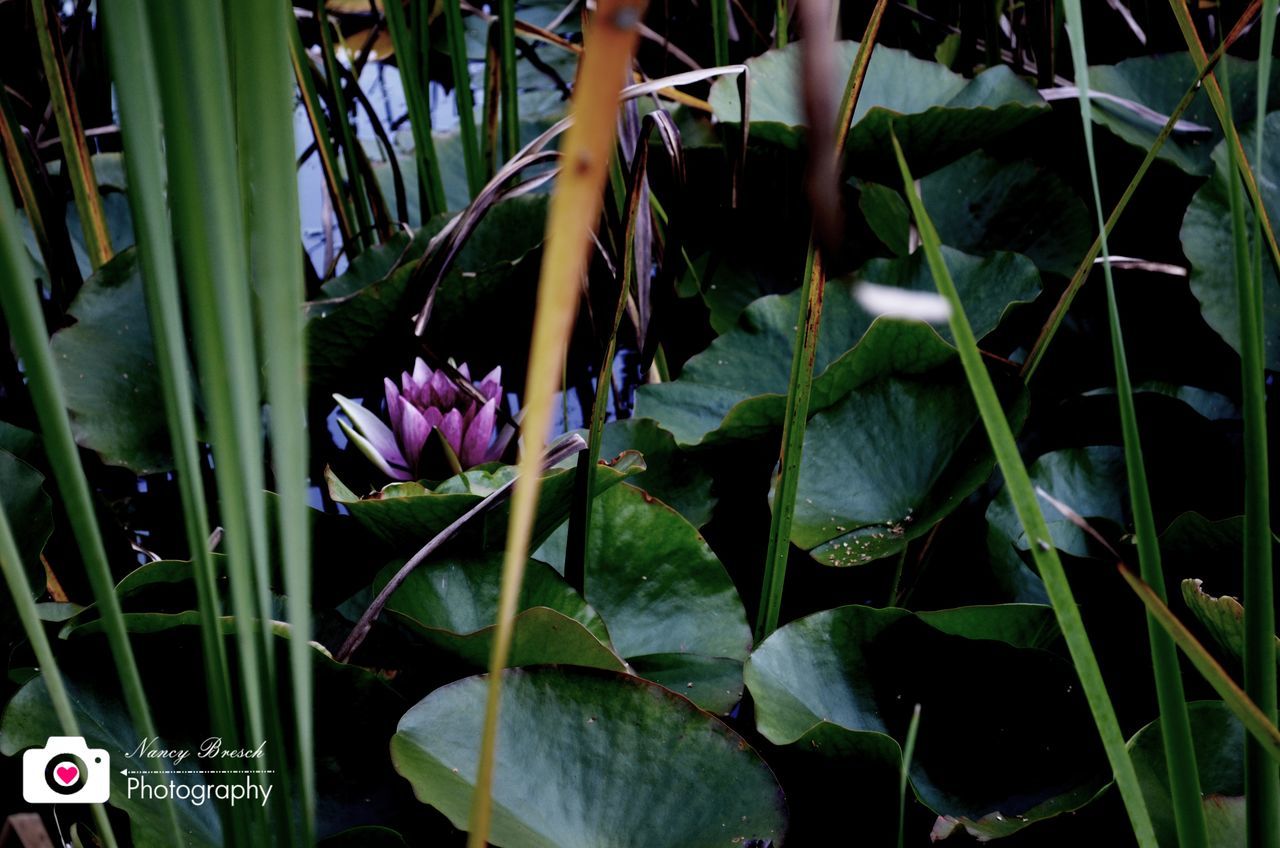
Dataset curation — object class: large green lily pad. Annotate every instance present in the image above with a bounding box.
[1181,578,1280,673]
[709,41,1046,177]
[1087,53,1280,176]
[987,446,1127,558]
[596,418,717,527]
[1127,701,1246,847]
[920,151,1092,278]
[49,248,175,474]
[390,667,788,847]
[791,343,1006,567]
[1181,111,1280,371]
[326,450,643,551]
[637,254,1036,448]
[585,484,752,712]
[381,553,625,671]
[746,605,1101,841]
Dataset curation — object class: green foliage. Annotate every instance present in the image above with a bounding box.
[3,3,1278,845]
[390,667,788,847]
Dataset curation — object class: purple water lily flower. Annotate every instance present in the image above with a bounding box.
[334,358,503,480]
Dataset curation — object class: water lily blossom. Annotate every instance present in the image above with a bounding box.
[334,358,503,480]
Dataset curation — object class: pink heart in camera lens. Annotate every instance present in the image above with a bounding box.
[54,764,78,785]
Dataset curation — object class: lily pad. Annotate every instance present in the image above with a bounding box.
[596,418,717,527]
[858,181,911,256]
[920,151,1092,278]
[390,666,788,847]
[49,248,175,474]
[709,41,1046,177]
[637,253,1037,447]
[1087,53,1280,176]
[792,345,1004,566]
[1181,111,1280,371]
[585,484,752,713]
[1127,701,1246,847]
[986,446,1127,558]
[1181,578,1280,672]
[326,450,644,551]
[746,605,1103,841]
[381,553,624,671]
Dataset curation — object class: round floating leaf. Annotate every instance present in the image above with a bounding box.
[382,553,625,671]
[596,418,717,527]
[858,181,911,256]
[920,151,1092,278]
[585,484,752,712]
[1181,111,1280,371]
[638,254,1036,448]
[986,445,1127,557]
[1128,701,1246,847]
[391,667,788,847]
[1087,53,1280,176]
[326,451,643,551]
[49,248,176,473]
[746,605,1102,840]
[792,350,999,566]
[709,41,1045,177]
[1180,577,1280,674]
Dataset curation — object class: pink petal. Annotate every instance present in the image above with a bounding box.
[412,357,431,387]
[477,366,503,402]
[430,370,457,408]
[422,406,443,430]
[398,403,432,473]
[384,378,403,434]
[439,408,464,457]
[461,399,497,467]
[457,362,471,381]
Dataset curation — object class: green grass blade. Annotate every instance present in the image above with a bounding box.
[466,2,644,842]
[897,704,921,848]
[755,0,887,642]
[0,125,184,848]
[28,0,113,271]
[315,1,374,252]
[1121,566,1280,764]
[288,14,361,250]
[711,0,730,66]
[1059,3,1208,845]
[892,132,1159,848]
[774,0,787,48]
[444,0,485,196]
[385,0,447,216]
[228,0,315,839]
[1229,9,1280,834]
[0,496,119,848]
[498,0,520,161]
[99,0,238,749]
[145,0,275,760]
